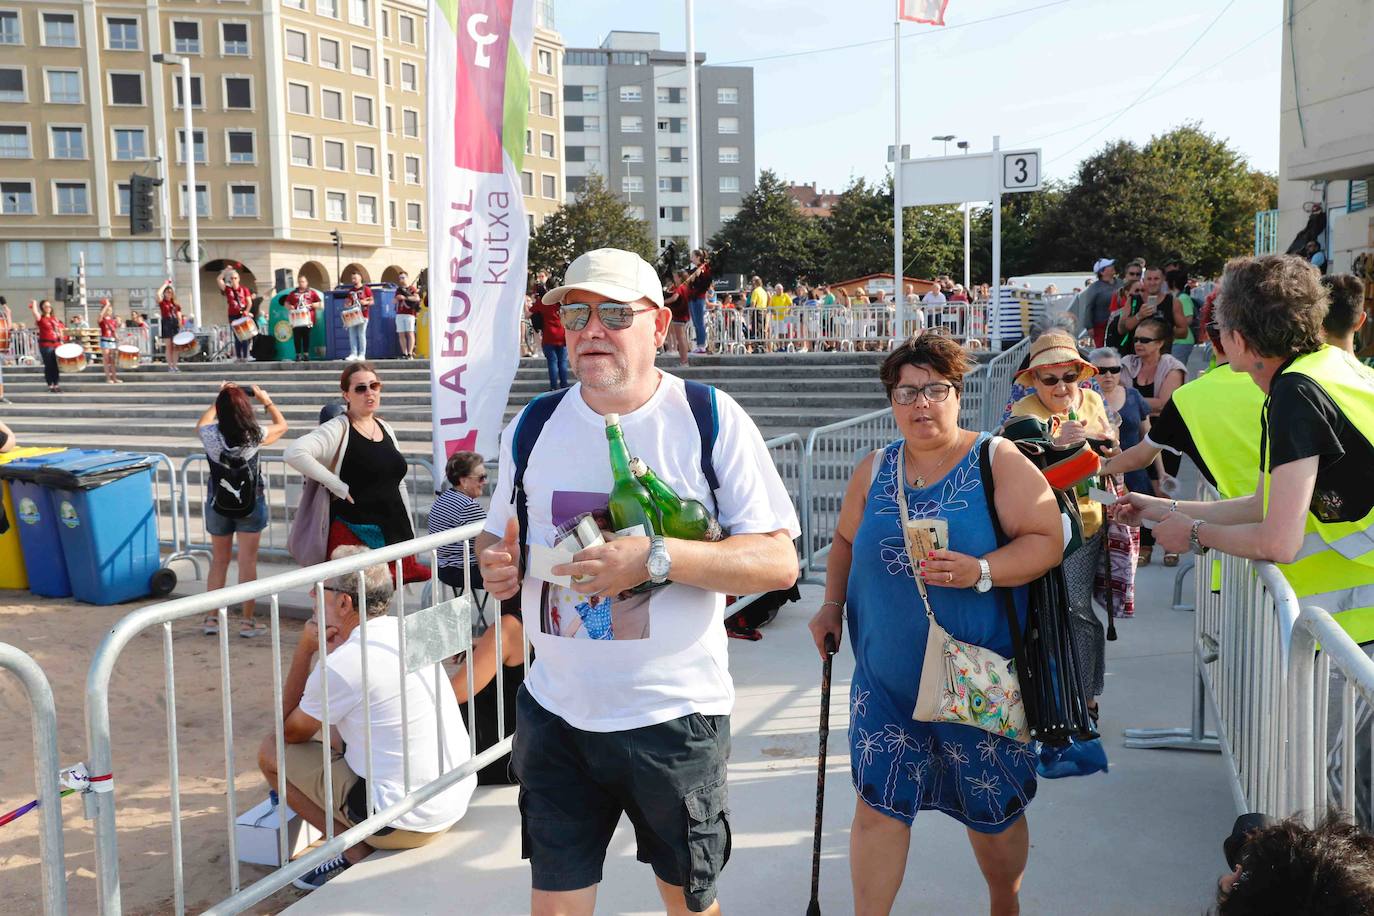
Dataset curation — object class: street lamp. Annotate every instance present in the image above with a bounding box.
[153,52,201,328]
[931,134,955,157]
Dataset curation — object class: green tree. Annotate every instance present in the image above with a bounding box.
[709,169,825,285]
[819,177,965,283]
[527,172,654,284]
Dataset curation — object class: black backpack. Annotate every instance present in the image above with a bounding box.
[209,450,260,518]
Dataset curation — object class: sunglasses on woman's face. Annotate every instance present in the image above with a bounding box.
[1095,365,1122,375]
[1036,369,1082,387]
[560,301,658,331]
[351,381,383,394]
[1134,336,1161,345]
[466,472,488,483]
[1126,270,1141,277]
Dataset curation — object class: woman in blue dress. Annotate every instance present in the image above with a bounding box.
[809,334,1063,916]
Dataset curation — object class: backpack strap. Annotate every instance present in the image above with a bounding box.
[683,380,720,495]
[510,389,570,575]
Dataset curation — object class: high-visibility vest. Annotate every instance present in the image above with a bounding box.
[1263,346,1374,641]
[1173,364,1265,500]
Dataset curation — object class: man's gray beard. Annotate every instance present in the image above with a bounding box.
[573,358,629,391]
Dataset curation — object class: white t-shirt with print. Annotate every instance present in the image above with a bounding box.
[484,372,800,733]
[298,615,476,832]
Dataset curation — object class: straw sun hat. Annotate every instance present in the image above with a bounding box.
[1014,331,1097,386]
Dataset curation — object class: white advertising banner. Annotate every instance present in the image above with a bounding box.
[427,0,533,467]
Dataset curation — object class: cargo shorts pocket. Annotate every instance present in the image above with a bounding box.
[684,779,732,902]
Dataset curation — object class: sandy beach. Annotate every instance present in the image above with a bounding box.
[1,592,311,915]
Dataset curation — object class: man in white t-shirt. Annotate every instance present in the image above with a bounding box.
[477,248,799,915]
[257,547,476,891]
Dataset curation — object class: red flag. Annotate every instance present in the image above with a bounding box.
[898,0,948,25]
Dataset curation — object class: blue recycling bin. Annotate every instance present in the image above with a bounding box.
[33,451,167,605]
[0,448,110,598]
[326,284,398,360]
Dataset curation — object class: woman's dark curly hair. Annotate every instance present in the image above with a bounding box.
[1215,255,1327,359]
[214,385,262,449]
[1216,813,1374,915]
[879,330,973,399]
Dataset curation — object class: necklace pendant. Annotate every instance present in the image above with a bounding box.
[915,476,925,488]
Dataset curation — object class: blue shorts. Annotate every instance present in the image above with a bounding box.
[205,493,268,536]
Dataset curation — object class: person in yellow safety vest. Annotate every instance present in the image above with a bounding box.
[1119,256,1374,644]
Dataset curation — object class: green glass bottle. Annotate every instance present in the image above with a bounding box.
[629,457,724,541]
[604,414,659,537]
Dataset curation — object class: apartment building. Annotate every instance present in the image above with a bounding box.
[561,30,755,252]
[523,0,564,232]
[0,0,563,324]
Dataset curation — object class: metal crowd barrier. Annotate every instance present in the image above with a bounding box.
[1,643,68,916]
[704,304,989,356]
[83,522,511,915]
[175,454,437,571]
[115,326,153,362]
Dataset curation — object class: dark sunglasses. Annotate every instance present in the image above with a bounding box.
[561,301,657,331]
[1094,365,1123,374]
[1126,270,1141,277]
[350,381,383,394]
[466,472,488,482]
[1036,369,1082,387]
[1133,336,1161,345]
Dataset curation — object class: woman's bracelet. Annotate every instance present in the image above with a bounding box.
[820,600,843,612]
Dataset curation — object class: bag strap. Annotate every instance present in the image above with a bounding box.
[683,379,720,496]
[977,436,1035,696]
[510,388,571,576]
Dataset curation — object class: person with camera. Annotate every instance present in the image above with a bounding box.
[196,382,288,637]
[1113,265,1172,355]
[394,270,422,360]
[527,287,568,390]
[477,247,799,916]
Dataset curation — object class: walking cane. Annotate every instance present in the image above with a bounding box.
[807,633,838,916]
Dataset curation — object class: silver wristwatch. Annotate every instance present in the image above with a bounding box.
[647,535,672,584]
[1189,519,1207,556]
[974,558,993,593]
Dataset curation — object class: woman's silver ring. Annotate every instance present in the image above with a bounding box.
[946,572,953,583]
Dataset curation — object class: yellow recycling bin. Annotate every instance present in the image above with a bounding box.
[415,306,430,359]
[0,447,66,589]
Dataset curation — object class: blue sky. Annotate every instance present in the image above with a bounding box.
[555,0,1282,191]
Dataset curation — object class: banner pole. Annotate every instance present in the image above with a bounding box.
[892,18,903,343]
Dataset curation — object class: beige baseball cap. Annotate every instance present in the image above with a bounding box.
[541,248,664,308]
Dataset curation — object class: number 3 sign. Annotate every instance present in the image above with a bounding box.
[1000,150,1042,193]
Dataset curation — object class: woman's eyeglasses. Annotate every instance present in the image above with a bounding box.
[560,302,657,331]
[1036,369,1082,387]
[466,473,488,483]
[892,382,957,405]
[1094,365,1123,375]
[350,381,383,394]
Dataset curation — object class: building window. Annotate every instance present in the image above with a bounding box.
[7,241,44,275]
[542,174,555,199]
[230,184,258,217]
[0,67,24,102]
[388,199,397,228]
[656,146,672,162]
[318,0,340,18]
[353,94,374,125]
[385,105,394,134]
[400,61,417,92]
[719,175,740,193]
[172,74,204,109]
[540,132,555,158]
[402,108,419,138]
[108,72,144,106]
[622,175,643,193]
[538,48,554,76]
[176,128,207,164]
[524,130,533,154]
[282,0,305,7]
[1,181,34,216]
[319,38,341,70]
[405,201,421,231]
[381,10,390,38]
[718,117,739,135]
[655,87,670,104]
[621,116,643,134]
[357,194,377,224]
[290,134,313,166]
[285,29,308,62]
[351,45,371,77]
[113,241,160,274]
[223,76,252,110]
[324,139,345,170]
[583,116,600,132]
[114,183,132,215]
[354,144,376,175]
[719,205,741,222]
[227,130,255,163]
[46,69,82,104]
[221,22,249,56]
[69,242,106,275]
[382,56,392,87]
[321,88,342,120]
[112,128,147,161]
[386,152,394,181]
[717,87,739,104]
[718,146,740,164]
[178,182,210,218]
[621,146,643,163]
[172,21,200,55]
[106,17,141,51]
[349,0,370,26]
[43,13,78,48]
[54,181,90,215]
[404,155,420,184]
[0,125,29,158]
[325,190,346,221]
[566,175,586,194]
[520,171,533,195]
[619,85,641,103]
[536,90,554,117]
[51,126,85,159]
[656,118,670,132]
[288,82,311,115]
[657,177,672,192]
[0,11,20,45]
[292,186,315,218]
[584,145,601,163]
[399,14,415,44]
[581,85,600,103]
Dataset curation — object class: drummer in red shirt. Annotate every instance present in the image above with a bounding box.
[28,299,67,392]
[157,281,184,373]
[343,270,373,361]
[217,266,256,362]
[394,270,422,359]
[527,287,568,390]
[98,298,124,385]
[283,275,322,362]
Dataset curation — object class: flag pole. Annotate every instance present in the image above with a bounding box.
[892,16,903,344]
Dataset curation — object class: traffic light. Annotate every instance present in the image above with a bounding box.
[330,229,341,247]
[130,173,162,235]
